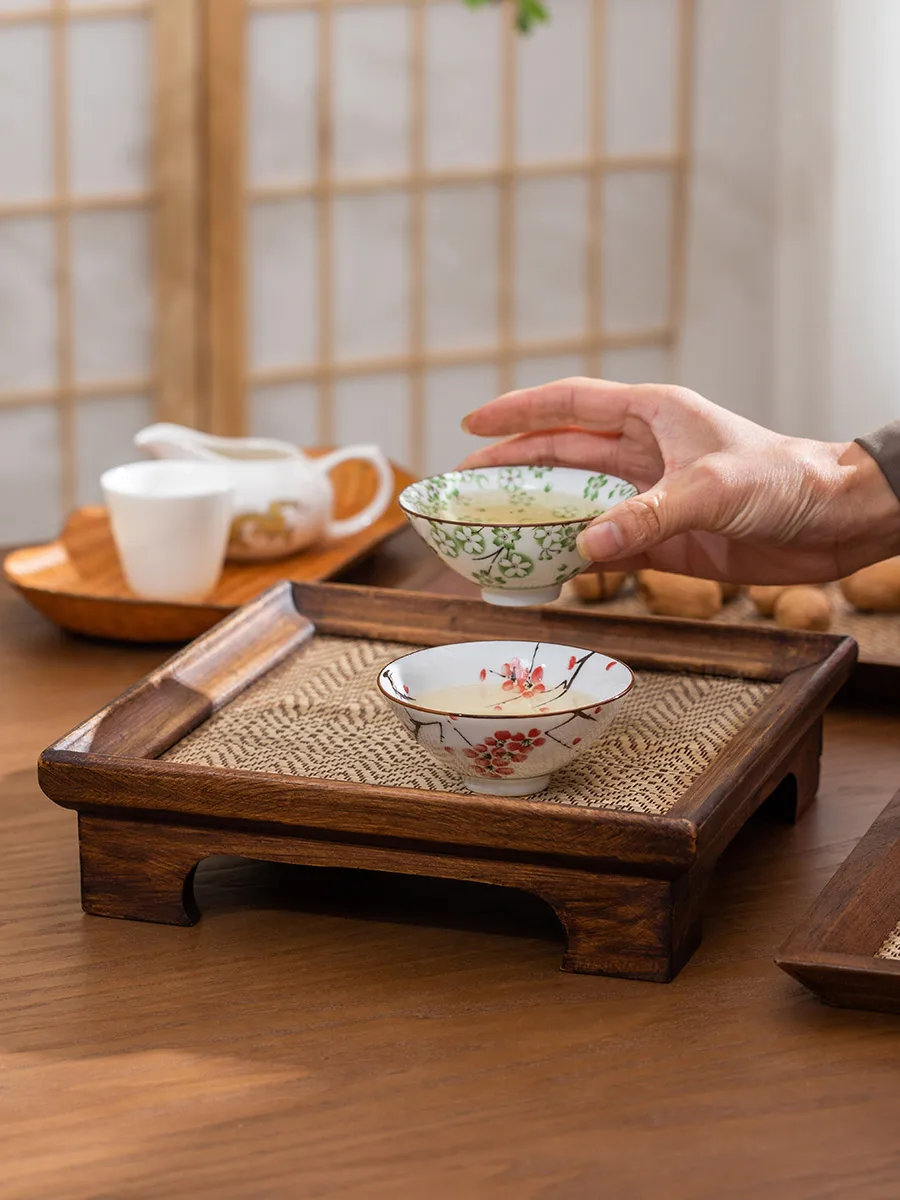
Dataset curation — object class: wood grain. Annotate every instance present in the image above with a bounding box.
[154,0,201,427]
[3,552,900,1196]
[37,578,852,983]
[776,788,900,1012]
[2,566,900,1196]
[200,0,246,435]
[3,457,414,641]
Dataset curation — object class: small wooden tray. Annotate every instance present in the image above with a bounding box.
[776,789,900,1013]
[4,454,414,643]
[38,581,855,982]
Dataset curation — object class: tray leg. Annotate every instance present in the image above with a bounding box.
[74,813,702,981]
[78,815,201,926]
[536,874,690,983]
[759,718,823,824]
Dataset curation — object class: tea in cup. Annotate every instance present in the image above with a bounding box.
[399,465,638,606]
[378,639,635,795]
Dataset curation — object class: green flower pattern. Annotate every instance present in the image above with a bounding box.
[498,552,534,580]
[407,465,637,590]
[533,524,580,560]
[455,526,486,554]
[429,522,460,558]
[584,473,634,504]
[427,517,590,588]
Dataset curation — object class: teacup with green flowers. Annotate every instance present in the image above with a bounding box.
[398,465,637,606]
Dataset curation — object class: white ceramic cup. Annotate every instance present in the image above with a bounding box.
[101,461,234,602]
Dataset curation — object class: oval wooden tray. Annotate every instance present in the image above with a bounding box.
[4,455,414,643]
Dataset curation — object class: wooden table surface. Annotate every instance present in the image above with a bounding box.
[2,536,900,1199]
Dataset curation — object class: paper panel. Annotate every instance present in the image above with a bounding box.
[0,0,50,11]
[426,2,500,170]
[68,16,150,196]
[515,353,585,390]
[517,0,589,163]
[334,191,409,360]
[515,175,587,342]
[74,393,152,504]
[250,381,320,447]
[424,362,497,475]
[0,404,61,543]
[0,24,53,202]
[602,170,672,332]
[0,216,56,391]
[605,0,678,155]
[249,198,318,371]
[425,184,497,350]
[335,374,411,468]
[333,5,409,179]
[71,209,152,382]
[248,10,317,187]
[602,343,672,383]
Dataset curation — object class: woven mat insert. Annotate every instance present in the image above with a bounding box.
[876,924,900,959]
[560,580,900,666]
[165,636,776,816]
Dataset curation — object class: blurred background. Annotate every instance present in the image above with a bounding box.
[1,0,898,544]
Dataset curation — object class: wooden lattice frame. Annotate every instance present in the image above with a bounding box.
[0,0,696,506]
[204,0,697,471]
[0,0,200,510]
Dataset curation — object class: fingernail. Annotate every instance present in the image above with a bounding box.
[460,413,474,433]
[577,520,624,560]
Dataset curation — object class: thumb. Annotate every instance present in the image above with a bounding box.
[576,471,716,562]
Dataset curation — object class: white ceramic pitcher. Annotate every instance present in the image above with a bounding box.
[134,423,394,562]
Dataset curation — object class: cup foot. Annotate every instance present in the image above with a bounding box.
[479,585,562,607]
[463,775,551,797]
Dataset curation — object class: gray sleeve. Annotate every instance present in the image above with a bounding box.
[855,420,900,501]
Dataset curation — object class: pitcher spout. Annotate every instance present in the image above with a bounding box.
[134,423,304,463]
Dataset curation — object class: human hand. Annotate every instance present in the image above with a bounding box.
[459,379,900,583]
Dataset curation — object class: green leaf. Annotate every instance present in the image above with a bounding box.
[463,0,550,33]
[516,0,549,33]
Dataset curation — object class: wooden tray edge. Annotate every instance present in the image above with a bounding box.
[35,579,853,872]
[775,787,900,1011]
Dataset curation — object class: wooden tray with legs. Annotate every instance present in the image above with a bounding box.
[38,581,856,982]
[777,789,900,1012]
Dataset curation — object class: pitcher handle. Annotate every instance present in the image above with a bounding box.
[317,445,395,540]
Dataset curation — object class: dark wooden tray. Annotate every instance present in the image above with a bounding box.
[776,789,900,1012]
[38,581,856,982]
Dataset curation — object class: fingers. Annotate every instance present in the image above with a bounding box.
[576,466,723,564]
[570,533,734,580]
[458,428,624,473]
[462,378,656,437]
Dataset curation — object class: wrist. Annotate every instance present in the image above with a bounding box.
[833,440,900,570]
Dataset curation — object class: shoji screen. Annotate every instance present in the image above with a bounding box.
[210,0,694,475]
[0,0,196,542]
